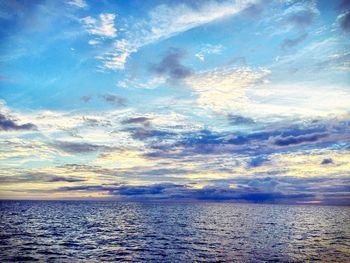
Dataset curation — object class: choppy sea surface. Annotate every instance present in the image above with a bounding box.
[0,201,349,262]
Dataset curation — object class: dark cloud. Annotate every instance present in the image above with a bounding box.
[336,0,350,31]
[53,141,102,154]
[121,117,151,127]
[150,48,192,80]
[248,156,270,168]
[144,118,348,159]
[100,94,127,107]
[0,113,37,131]
[125,127,175,141]
[281,33,308,50]
[228,114,255,125]
[273,133,328,147]
[45,175,350,205]
[321,158,333,165]
[0,172,85,184]
[114,184,182,196]
[340,12,350,31]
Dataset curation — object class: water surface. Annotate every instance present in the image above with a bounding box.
[0,201,349,262]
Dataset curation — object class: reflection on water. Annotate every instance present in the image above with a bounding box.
[0,201,349,262]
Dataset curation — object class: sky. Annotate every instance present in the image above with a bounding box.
[0,0,349,204]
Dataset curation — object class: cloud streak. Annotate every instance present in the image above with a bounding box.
[97,0,257,70]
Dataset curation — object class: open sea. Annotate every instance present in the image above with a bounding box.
[0,201,349,262]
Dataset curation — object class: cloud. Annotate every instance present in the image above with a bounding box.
[272,133,328,147]
[0,172,86,184]
[242,1,271,17]
[315,52,350,72]
[281,33,308,50]
[195,44,223,61]
[53,141,101,154]
[185,66,270,113]
[121,117,151,127]
[321,158,333,165]
[82,13,117,38]
[97,0,256,70]
[338,11,350,32]
[124,127,175,141]
[67,0,87,9]
[0,113,37,131]
[283,1,319,30]
[337,0,350,31]
[248,155,270,168]
[228,114,255,125]
[50,178,350,204]
[81,95,92,103]
[150,48,192,80]
[100,94,127,107]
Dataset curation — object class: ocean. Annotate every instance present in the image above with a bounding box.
[0,201,349,262]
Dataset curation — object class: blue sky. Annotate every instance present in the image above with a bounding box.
[0,0,349,204]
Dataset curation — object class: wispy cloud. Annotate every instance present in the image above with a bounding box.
[67,0,88,9]
[82,13,117,38]
[195,44,223,61]
[97,0,256,70]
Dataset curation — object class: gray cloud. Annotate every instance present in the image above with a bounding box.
[100,94,127,107]
[338,0,350,31]
[0,113,37,131]
[228,114,255,125]
[321,158,333,165]
[150,48,192,80]
[121,117,151,127]
[53,141,102,154]
[124,127,175,141]
[272,133,328,147]
[281,33,308,51]
[286,10,315,29]
[0,172,86,184]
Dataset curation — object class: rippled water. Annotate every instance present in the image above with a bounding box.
[0,201,349,262]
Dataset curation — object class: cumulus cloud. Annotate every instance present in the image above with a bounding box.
[82,13,117,38]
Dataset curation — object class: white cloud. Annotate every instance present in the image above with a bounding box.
[67,0,88,9]
[82,13,117,38]
[99,0,257,70]
[185,66,270,113]
[195,44,224,61]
